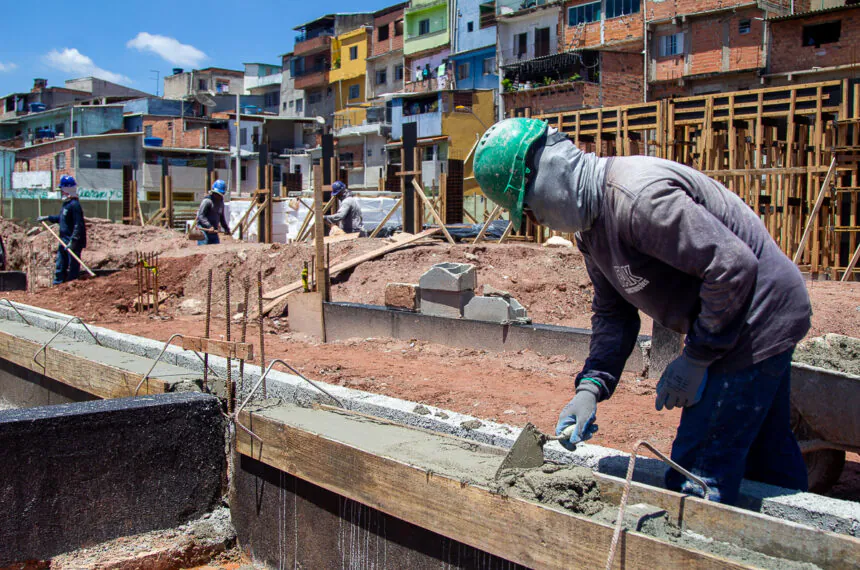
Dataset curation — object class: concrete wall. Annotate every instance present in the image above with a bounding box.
[141,163,209,199]
[498,9,560,64]
[404,0,450,55]
[279,56,305,118]
[453,0,497,53]
[367,51,405,98]
[12,170,52,189]
[0,393,225,566]
[0,357,96,408]
[78,136,140,170]
[391,97,443,139]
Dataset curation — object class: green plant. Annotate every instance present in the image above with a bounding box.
[502,78,514,92]
[542,76,553,86]
[569,73,581,82]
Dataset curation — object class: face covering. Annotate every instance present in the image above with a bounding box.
[524,132,607,233]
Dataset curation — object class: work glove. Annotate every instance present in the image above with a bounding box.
[555,380,601,451]
[655,354,710,411]
[37,216,49,222]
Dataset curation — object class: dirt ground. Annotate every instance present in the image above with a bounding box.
[2,220,859,500]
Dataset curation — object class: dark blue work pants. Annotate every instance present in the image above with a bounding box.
[53,242,83,285]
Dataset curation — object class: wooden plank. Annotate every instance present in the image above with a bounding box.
[843,243,860,282]
[368,197,403,239]
[473,204,502,244]
[260,228,441,314]
[179,336,254,360]
[411,179,455,245]
[286,292,324,339]
[236,408,752,570]
[0,325,171,398]
[497,220,513,244]
[323,232,360,245]
[794,157,837,264]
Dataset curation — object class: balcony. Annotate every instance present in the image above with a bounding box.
[294,33,332,57]
[293,66,329,90]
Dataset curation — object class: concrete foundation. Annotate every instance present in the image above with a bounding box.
[0,392,225,565]
[0,357,97,408]
[231,452,525,569]
[419,288,475,318]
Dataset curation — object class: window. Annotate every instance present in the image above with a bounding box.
[605,0,640,19]
[296,99,303,113]
[803,21,841,47]
[285,101,289,110]
[516,32,528,57]
[241,166,247,181]
[659,32,684,57]
[252,126,260,145]
[535,27,551,58]
[395,64,404,81]
[376,69,388,85]
[216,80,230,93]
[349,46,358,60]
[96,152,110,169]
[395,19,404,36]
[482,57,495,75]
[308,91,322,104]
[144,125,153,137]
[419,19,430,35]
[569,1,601,26]
[739,19,751,35]
[198,79,208,90]
[72,120,78,135]
[349,84,360,100]
[240,127,247,145]
[55,122,64,135]
[467,21,474,32]
[457,62,470,81]
[378,24,389,42]
[55,152,65,170]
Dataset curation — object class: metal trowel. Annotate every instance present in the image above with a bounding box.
[494,422,575,478]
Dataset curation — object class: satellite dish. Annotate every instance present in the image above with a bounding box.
[315,116,326,125]
[195,91,217,107]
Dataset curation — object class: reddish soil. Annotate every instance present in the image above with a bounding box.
[2,220,859,499]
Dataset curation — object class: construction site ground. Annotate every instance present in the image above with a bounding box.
[3,219,860,502]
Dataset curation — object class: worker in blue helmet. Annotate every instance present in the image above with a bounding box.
[37,175,87,284]
[324,180,363,234]
[196,179,230,245]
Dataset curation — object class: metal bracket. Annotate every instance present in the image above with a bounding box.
[0,298,32,326]
[32,315,101,370]
[134,333,223,396]
[234,358,345,442]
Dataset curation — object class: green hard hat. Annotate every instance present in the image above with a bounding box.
[473,118,548,232]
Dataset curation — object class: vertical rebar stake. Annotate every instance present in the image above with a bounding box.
[240,277,249,394]
[153,253,159,316]
[257,270,266,399]
[203,268,213,391]
[225,270,233,413]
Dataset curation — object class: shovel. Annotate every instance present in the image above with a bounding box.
[494,422,576,478]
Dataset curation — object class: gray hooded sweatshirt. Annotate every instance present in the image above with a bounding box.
[325,191,364,234]
[526,135,811,401]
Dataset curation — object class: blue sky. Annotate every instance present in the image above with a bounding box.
[0,0,397,97]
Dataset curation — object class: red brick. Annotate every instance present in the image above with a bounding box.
[14,138,75,183]
[143,116,229,150]
[385,283,420,311]
[371,8,406,57]
[770,8,860,76]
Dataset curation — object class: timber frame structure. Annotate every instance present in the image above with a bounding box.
[526,78,860,278]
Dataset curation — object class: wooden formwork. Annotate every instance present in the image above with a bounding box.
[534,79,860,277]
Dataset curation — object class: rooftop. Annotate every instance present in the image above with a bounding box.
[768,3,860,22]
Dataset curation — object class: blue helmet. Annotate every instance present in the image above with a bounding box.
[211,179,227,194]
[58,175,77,189]
[332,180,347,196]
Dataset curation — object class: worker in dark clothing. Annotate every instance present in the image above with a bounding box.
[37,175,87,285]
[196,180,230,245]
[324,181,363,234]
[474,118,812,505]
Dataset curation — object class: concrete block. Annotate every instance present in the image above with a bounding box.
[385,283,420,312]
[0,393,225,565]
[464,296,530,324]
[420,289,474,318]
[419,262,477,292]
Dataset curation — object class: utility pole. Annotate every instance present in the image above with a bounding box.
[235,92,241,196]
[150,70,160,97]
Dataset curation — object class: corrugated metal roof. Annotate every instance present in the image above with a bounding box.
[769,3,860,22]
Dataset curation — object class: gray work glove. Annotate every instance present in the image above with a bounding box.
[555,380,601,451]
[37,216,49,222]
[655,354,710,411]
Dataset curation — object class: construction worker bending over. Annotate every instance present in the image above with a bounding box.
[474,118,812,505]
[324,181,363,234]
[37,175,87,285]
[196,180,230,245]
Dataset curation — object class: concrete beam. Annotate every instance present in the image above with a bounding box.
[0,393,225,565]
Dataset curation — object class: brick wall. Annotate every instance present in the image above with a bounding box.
[770,8,860,75]
[562,1,644,50]
[372,9,405,57]
[143,117,229,149]
[601,50,644,106]
[503,82,601,116]
[14,139,75,182]
[645,0,798,21]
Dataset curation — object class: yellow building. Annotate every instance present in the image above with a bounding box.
[330,27,371,129]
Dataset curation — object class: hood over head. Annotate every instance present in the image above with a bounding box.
[524,131,607,233]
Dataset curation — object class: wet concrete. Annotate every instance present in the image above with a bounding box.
[795,334,860,376]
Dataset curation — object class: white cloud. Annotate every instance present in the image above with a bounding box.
[0,62,17,72]
[43,48,130,84]
[126,33,207,68]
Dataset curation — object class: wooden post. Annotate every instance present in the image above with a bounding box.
[794,157,836,265]
[412,179,454,244]
[474,204,502,244]
[165,176,174,229]
[313,166,328,305]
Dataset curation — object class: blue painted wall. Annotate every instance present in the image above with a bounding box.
[123,98,196,117]
[452,0,496,54]
[450,46,498,90]
[391,95,443,140]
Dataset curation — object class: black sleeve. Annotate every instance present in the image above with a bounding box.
[575,238,641,400]
[69,202,86,244]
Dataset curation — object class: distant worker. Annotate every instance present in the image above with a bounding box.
[36,175,87,285]
[324,181,363,234]
[196,180,231,245]
[474,118,812,505]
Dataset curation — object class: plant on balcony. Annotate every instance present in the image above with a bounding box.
[569,73,581,82]
[502,78,514,92]
[333,58,341,70]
